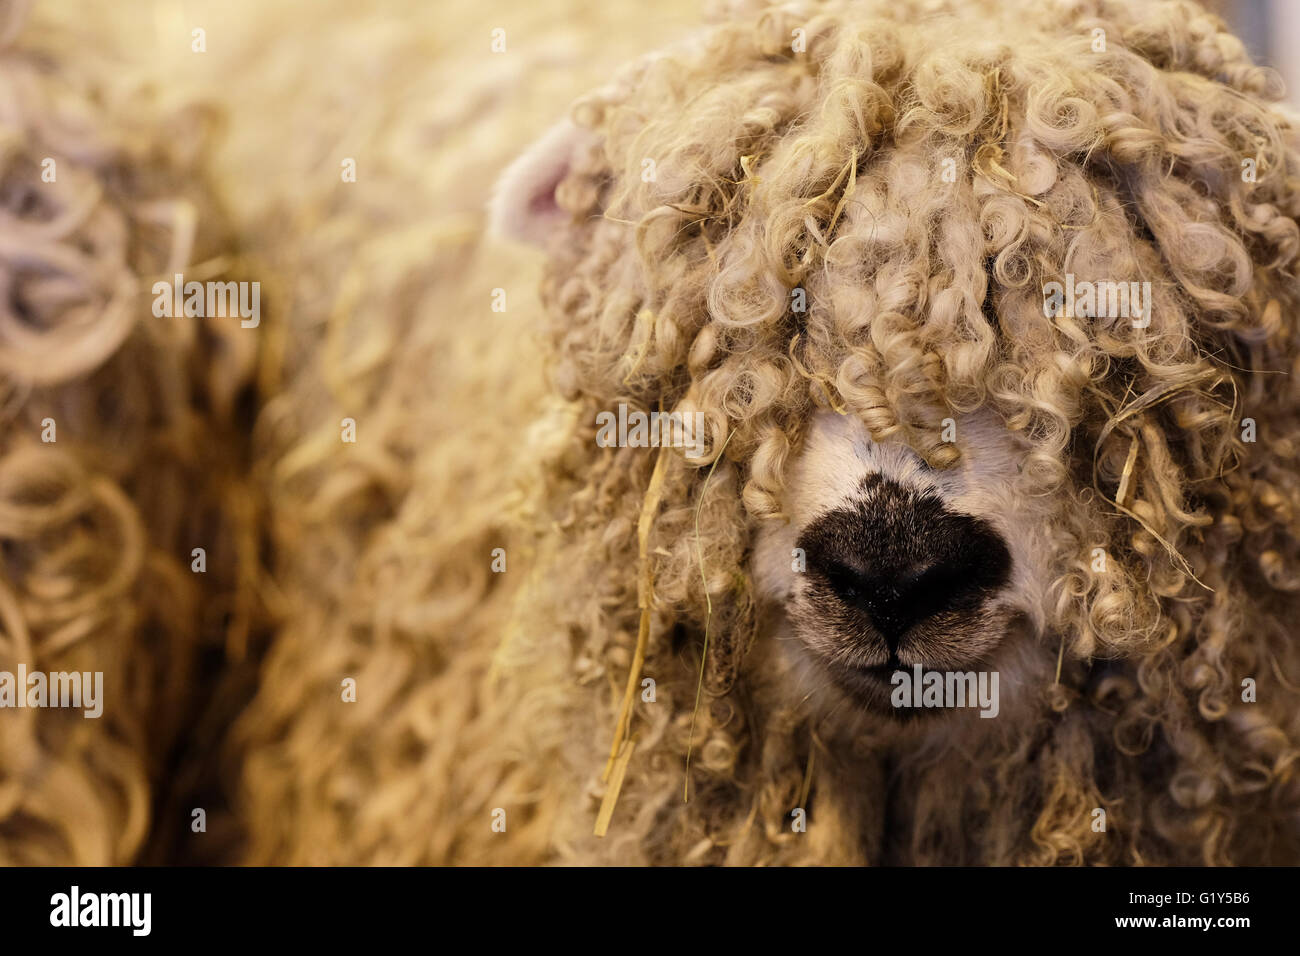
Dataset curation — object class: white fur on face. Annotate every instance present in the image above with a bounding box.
[751,409,1056,714]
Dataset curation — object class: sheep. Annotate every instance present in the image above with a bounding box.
[468,0,1300,864]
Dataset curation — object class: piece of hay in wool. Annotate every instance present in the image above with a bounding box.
[600,443,669,785]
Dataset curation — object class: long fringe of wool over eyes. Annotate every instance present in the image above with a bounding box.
[2,0,1300,866]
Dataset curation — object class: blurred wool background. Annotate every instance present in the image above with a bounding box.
[2,0,699,864]
[0,0,1295,863]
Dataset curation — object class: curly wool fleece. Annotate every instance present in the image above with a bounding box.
[206,0,1300,866]
[484,0,1300,865]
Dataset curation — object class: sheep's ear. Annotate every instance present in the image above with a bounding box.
[489,118,596,247]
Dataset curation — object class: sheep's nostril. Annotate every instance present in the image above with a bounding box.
[798,477,1012,649]
[821,555,994,651]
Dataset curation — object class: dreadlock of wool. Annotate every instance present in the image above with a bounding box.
[0,0,258,864]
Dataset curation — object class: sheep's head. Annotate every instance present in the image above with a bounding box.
[492,0,1300,736]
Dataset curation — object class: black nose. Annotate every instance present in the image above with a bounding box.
[798,477,1012,652]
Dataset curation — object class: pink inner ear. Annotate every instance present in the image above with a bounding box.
[527,164,568,219]
[491,118,599,245]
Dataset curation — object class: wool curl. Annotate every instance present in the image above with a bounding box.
[0,0,257,864]
[518,0,1300,864]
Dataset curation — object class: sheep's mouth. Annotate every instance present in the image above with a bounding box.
[820,658,946,717]
[787,589,1022,719]
[846,658,909,683]
[815,647,1006,720]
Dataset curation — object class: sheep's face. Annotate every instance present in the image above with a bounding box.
[752,410,1055,718]
[492,120,1058,720]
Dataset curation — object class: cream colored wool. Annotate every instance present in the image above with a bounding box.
[3,0,1299,866]
[477,0,1300,864]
